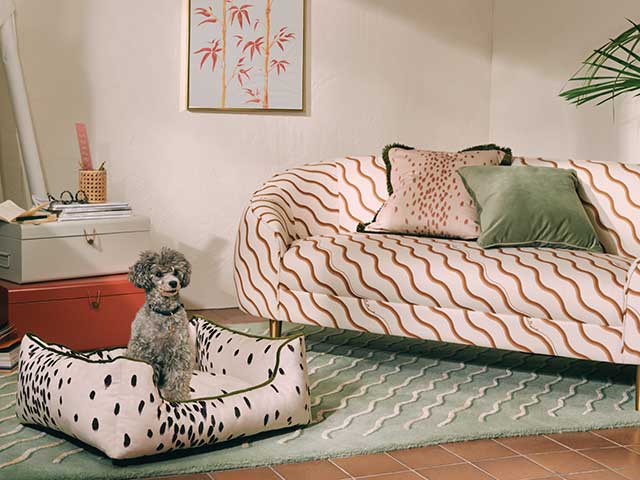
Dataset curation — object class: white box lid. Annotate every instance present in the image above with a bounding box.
[0,215,150,240]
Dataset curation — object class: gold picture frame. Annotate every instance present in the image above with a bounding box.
[187,0,306,112]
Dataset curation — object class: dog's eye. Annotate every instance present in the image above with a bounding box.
[155,272,163,278]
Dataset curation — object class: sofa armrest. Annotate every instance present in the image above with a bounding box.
[234,202,291,319]
[234,163,339,319]
[623,258,640,362]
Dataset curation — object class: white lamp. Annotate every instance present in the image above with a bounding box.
[0,0,46,202]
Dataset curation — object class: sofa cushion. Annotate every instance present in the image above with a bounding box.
[362,148,504,239]
[512,157,640,258]
[457,165,603,252]
[280,233,630,327]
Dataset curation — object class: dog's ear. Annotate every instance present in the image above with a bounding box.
[129,250,159,290]
[161,247,192,288]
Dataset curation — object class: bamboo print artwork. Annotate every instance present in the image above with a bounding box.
[221,0,227,107]
[189,0,303,110]
[263,0,271,108]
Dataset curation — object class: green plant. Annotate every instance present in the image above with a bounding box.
[560,19,640,107]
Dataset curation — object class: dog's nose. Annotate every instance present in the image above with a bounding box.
[169,280,178,288]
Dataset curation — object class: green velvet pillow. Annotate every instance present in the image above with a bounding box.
[457,165,603,252]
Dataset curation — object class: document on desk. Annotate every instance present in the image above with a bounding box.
[0,200,50,223]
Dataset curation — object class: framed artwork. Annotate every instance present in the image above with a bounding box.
[187,0,304,111]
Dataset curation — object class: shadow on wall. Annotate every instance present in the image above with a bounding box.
[490,0,638,75]
[14,0,93,196]
[152,231,231,310]
[351,0,493,55]
[487,0,640,162]
[0,39,28,206]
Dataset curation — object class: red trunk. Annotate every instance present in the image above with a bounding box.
[0,274,145,351]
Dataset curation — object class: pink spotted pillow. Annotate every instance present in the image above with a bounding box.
[364,148,505,239]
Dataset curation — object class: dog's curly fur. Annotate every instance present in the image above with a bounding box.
[126,247,195,401]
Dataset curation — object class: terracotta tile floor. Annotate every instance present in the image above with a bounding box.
[149,309,640,480]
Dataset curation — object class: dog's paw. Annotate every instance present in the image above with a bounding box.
[161,387,191,402]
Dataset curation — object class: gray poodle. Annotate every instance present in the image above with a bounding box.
[126,247,195,401]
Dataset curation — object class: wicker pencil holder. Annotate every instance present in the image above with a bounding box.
[79,169,107,203]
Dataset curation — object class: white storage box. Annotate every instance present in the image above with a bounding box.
[0,216,150,283]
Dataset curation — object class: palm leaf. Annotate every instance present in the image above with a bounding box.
[573,84,639,106]
[560,19,640,107]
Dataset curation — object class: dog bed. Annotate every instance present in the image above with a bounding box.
[15,316,311,460]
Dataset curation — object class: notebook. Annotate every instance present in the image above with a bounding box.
[0,200,53,223]
[0,336,20,370]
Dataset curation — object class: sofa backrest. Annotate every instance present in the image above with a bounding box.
[311,155,640,259]
[333,155,640,259]
[334,156,388,233]
[513,157,640,258]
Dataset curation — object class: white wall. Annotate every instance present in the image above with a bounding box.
[9,0,494,308]
[489,0,640,162]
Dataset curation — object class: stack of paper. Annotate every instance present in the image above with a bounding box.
[0,325,20,370]
[0,200,54,224]
[0,338,20,370]
[52,202,133,222]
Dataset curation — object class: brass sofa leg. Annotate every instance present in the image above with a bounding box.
[269,319,282,338]
[636,366,640,412]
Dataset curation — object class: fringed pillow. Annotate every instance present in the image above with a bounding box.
[359,145,510,239]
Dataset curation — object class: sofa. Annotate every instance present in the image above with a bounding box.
[234,155,640,409]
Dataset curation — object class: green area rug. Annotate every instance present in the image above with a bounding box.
[2,322,640,479]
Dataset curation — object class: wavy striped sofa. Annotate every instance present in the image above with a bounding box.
[234,155,640,410]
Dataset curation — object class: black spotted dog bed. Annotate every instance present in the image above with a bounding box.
[15,316,311,459]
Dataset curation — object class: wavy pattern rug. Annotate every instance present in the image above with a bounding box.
[2,322,640,480]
